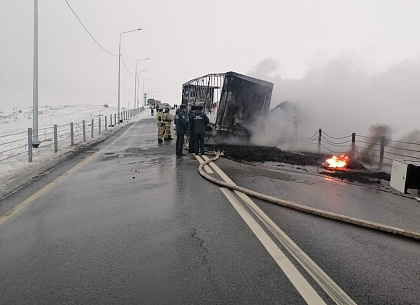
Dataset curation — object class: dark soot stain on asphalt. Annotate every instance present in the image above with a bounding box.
[206,144,390,185]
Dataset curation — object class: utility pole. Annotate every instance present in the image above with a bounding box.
[118,28,141,123]
[32,0,39,147]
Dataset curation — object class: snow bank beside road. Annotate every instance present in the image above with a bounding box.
[0,105,149,199]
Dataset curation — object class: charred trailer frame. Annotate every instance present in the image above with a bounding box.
[182,84,217,113]
[216,72,273,136]
[181,72,224,115]
[182,71,274,141]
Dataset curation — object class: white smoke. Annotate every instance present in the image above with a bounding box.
[249,56,420,150]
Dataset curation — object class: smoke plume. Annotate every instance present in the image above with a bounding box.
[358,124,392,165]
[248,56,420,152]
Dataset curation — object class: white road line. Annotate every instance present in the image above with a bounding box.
[0,121,139,226]
[207,159,235,184]
[207,158,357,305]
[195,155,214,174]
[236,191,357,305]
[220,187,326,305]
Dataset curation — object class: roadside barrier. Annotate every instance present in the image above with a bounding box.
[304,129,420,169]
[199,153,420,241]
[0,107,143,163]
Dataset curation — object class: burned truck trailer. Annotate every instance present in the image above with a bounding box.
[182,71,273,140]
[182,82,218,113]
[216,72,273,133]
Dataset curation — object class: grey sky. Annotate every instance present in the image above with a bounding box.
[1,0,420,138]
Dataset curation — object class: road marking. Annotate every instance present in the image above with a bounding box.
[195,155,214,174]
[207,158,357,305]
[0,121,139,226]
[235,191,357,305]
[220,187,326,305]
[207,159,235,184]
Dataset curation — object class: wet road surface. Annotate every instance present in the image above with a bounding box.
[0,112,419,304]
[214,158,420,305]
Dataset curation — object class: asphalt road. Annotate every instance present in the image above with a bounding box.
[0,112,419,304]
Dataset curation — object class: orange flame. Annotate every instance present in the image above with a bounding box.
[326,155,350,168]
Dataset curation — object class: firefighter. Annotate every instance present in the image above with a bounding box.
[163,107,173,140]
[175,104,187,156]
[156,108,165,143]
[151,104,155,116]
[191,105,209,155]
[188,105,196,153]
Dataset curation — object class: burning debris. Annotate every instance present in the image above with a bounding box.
[325,155,350,169]
[324,154,365,171]
[205,143,388,184]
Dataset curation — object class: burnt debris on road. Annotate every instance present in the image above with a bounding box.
[205,143,391,185]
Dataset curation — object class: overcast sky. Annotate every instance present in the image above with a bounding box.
[1,0,420,138]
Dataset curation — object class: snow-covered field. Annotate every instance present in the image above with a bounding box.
[0,104,148,199]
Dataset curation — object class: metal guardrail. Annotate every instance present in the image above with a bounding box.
[303,128,420,169]
[0,108,143,163]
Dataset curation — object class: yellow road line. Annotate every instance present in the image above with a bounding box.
[0,121,139,226]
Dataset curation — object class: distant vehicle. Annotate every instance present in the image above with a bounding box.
[162,103,173,109]
[147,99,155,107]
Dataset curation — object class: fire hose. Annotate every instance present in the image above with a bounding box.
[198,153,420,241]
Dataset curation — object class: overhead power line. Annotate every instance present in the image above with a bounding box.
[64,0,117,57]
[120,56,135,77]
[64,0,136,77]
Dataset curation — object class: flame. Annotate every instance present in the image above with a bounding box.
[326,155,349,168]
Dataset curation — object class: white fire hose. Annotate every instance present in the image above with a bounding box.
[198,153,420,241]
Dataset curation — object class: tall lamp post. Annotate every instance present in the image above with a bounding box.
[33,0,39,147]
[134,58,149,109]
[152,90,159,99]
[118,28,141,123]
[151,87,158,99]
[136,70,148,108]
[147,83,155,99]
[143,78,151,107]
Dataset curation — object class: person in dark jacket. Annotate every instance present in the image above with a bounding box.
[188,105,196,153]
[191,105,209,155]
[175,104,188,156]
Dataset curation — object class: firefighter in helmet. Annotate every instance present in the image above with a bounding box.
[156,108,165,143]
[163,107,173,140]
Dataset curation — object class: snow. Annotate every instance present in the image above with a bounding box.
[0,104,150,199]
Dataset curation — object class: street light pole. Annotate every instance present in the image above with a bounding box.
[118,28,141,123]
[151,87,158,98]
[143,78,151,107]
[32,0,39,147]
[134,58,149,109]
[148,83,155,99]
[136,70,148,108]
